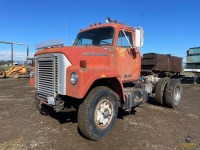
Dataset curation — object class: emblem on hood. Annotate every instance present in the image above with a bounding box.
[83,52,108,56]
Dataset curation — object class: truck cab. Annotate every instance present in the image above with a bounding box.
[34,19,144,102]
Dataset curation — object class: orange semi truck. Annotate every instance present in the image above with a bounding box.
[31,18,182,140]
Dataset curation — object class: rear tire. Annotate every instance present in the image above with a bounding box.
[0,68,5,78]
[155,78,169,106]
[165,79,182,108]
[78,86,118,140]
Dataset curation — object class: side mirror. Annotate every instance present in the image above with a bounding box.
[135,27,144,48]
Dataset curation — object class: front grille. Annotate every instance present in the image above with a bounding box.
[37,57,58,98]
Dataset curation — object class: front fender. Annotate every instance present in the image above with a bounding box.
[66,66,120,99]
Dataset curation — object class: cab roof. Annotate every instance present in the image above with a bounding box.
[79,22,134,33]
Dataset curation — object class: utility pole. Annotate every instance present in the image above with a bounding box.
[11,43,13,66]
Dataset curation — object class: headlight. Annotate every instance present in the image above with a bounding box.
[70,72,78,85]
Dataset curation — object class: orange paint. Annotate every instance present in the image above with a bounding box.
[32,21,142,100]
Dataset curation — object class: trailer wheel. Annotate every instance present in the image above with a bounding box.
[0,68,5,78]
[12,72,19,79]
[78,86,118,140]
[35,91,51,115]
[165,79,182,108]
[155,78,169,106]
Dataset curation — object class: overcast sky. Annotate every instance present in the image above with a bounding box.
[0,0,200,61]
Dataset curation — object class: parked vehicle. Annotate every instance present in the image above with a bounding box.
[184,46,200,83]
[0,41,30,79]
[0,64,29,78]
[31,18,183,140]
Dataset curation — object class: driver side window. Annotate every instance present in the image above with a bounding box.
[117,30,133,48]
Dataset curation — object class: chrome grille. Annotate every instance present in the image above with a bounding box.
[37,57,58,98]
[54,57,58,93]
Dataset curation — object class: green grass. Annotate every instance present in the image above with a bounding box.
[0,66,11,71]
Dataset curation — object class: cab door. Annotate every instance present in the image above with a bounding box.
[116,30,141,82]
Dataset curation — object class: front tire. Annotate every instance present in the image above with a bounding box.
[35,92,51,115]
[78,86,118,140]
[12,72,19,79]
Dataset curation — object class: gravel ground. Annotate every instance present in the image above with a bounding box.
[0,78,199,150]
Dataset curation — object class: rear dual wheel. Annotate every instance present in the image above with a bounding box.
[155,78,169,105]
[165,79,182,108]
[155,78,182,108]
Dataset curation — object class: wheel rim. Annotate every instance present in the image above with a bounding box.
[13,73,19,78]
[94,99,113,129]
[173,85,181,105]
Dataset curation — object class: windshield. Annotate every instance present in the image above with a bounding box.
[73,27,114,46]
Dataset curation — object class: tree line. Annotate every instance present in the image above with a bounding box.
[0,60,13,66]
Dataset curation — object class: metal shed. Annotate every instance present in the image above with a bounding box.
[184,46,200,83]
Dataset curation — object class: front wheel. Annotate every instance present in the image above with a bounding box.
[35,92,52,115]
[78,86,118,140]
[12,72,19,79]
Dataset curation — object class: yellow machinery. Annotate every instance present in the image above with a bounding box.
[0,41,30,79]
[0,65,28,78]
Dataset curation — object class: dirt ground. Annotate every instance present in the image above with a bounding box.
[0,78,199,150]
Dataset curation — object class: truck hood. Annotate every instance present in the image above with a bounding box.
[35,46,110,66]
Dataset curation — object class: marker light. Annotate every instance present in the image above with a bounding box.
[80,60,87,68]
[106,17,111,23]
